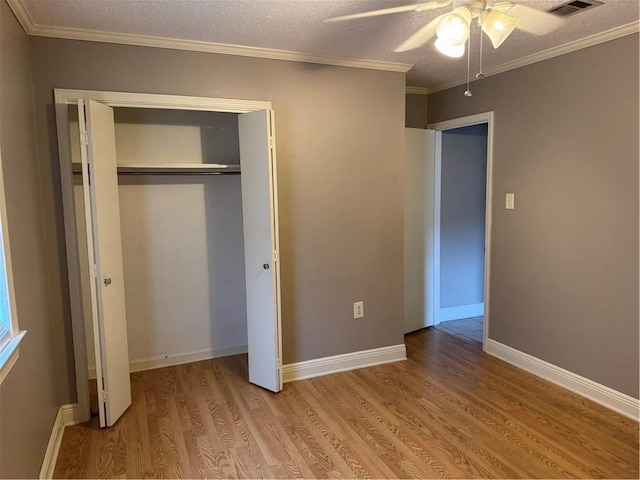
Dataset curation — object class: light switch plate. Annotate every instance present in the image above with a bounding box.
[506,193,515,210]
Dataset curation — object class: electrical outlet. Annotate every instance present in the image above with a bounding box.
[353,301,364,319]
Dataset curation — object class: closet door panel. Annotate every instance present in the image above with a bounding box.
[82,99,132,426]
[239,110,282,393]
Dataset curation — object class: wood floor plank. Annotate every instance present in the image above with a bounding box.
[125,373,152,477]
[322,369,504,478]
[307,376,432,478]
[225,383,316,478]
[52,418,92,478]
[349,367,512,478]
[320,375,452,478]
[279,385,363,478]
[300,378,437,479]
[54,328,639,478]
[433,341,636,458]
[411,353,633,477]
[376,359,588,477]
[400,343,620,477]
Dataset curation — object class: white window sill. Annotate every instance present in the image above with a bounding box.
[0,330,26,386]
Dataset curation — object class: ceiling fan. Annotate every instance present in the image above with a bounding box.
[326,0,565,58]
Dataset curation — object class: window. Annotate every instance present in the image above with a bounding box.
[0,234,12,350]
[0,153,25,385]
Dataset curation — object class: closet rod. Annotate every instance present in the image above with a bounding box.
[117,171,241,176]
[72,171,240,176]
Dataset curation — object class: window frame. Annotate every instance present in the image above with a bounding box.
[0,148,26,386]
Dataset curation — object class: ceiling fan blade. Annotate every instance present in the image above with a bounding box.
[395,15,442,53]
[324,1,449,23]
[489,1,515,13]
[508,4,565,35]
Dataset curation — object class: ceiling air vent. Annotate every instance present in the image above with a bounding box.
[549,0,603,17]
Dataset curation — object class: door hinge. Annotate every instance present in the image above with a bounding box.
[99,390,108,404]
[273,250,279,263]
[81,130,89,146]
[269,136,275,148]
[90,264,98,278]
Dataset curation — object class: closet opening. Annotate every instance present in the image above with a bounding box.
[56,90,283,426]
[70,107,246,416]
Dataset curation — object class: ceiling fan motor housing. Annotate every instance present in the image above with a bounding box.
[453,0,489,18]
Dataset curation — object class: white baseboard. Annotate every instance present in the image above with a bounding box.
[129,345,248,374]
[60,403,80,426]
[39,404,79,479]
[486,339,640,421]
[88,344,248,378]
[283,344,406,383]
[439,303,484,322]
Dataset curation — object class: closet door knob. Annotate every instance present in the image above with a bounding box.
[263,264,270,270]
[104,277,112,287]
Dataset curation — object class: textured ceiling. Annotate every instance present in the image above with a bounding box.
[19,0,640,89]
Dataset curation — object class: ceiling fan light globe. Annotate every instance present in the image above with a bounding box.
[436,7,472,46]
[435,38,466,58]
[482,9,520,48]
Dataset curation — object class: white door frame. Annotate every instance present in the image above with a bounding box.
[55,89,274,422]
[428,112,494,350]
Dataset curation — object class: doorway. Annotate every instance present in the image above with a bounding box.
[430,112,494,350]
[435,124,487,344]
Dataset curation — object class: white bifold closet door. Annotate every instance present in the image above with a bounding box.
[404,128,436,334]
[238,110,283,393]
[78,99,132,427]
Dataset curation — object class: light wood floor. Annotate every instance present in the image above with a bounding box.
[54,328,639,478]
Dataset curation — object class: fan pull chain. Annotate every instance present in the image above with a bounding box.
[476,20,485,80]
[464,34,472,97]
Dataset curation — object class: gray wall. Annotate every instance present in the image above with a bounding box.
[405,93,428,128]
[426,34,639,398]
[29,37,406,403]
[0,2,61,477]
[440,124,487,309]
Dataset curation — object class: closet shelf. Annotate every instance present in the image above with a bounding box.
[72,163,241,175]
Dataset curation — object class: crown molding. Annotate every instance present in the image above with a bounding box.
[6,0,35,34]
[424,20,640,95]
[9,0,637,89]
[6,0,411,74]
[406,86,430,95]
